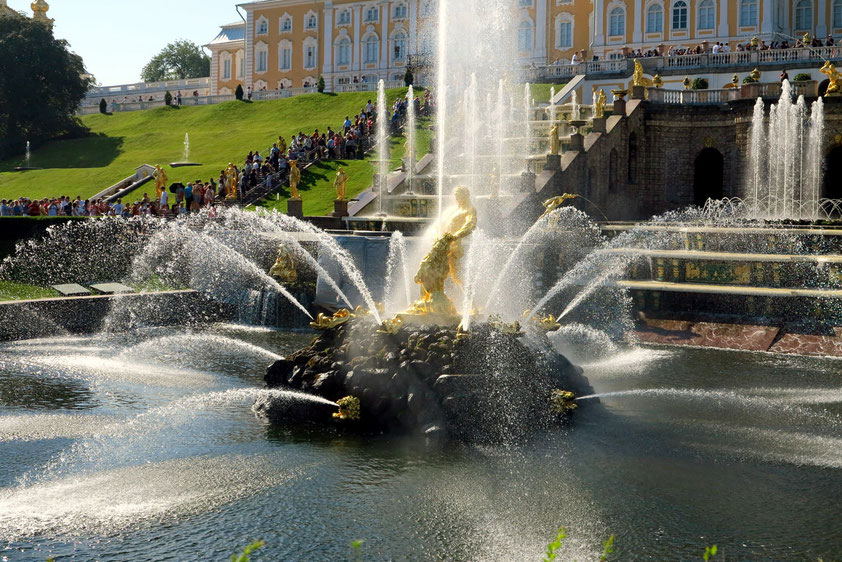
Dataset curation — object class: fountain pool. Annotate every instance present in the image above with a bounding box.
[1,326,841,559]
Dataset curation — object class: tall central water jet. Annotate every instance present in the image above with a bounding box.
[377,79,388,217]
[405,85,416,194]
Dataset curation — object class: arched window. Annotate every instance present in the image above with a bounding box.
[672,0,688,29]
[278,40,292,71]
[337,36,351,66]
[646,3,664,32]
[699,0,716,29]
[280,16,292,32]
[518,20,534,51]
[257,19,268,35]
[364,34,380,63]
[255,43,268,73]
[306,13,318,30]
[609,7,625,36]
[739,0,758,26]
[795,0,813,30]
[834,0,842,28]
[393,30,408,61]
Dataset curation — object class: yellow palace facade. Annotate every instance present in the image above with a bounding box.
[207,0,842,94]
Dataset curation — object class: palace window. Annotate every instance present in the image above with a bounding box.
[646,3,663,32]
[338,9,351,25]
[672,0,688,30]
[739,0,758,27]
[609,7,625,36]
[795,0,812,30]
[393,31,408,60]
[420,0,435,17]
[256,48,268,73]
[236,51,244,78]
[699,0,715,29]
[279,44,292,71]
[257,18,268,35]
[518,20,535,51]
[222,58,231,80]
[364,35,379,63]
[337,36,352,66]
[519,0,533,6]
[393,3,408,19]
[558,20,572,48]
[834,0,842,28]
[306,14,318,30]
[365,6,379,22]
[281,16,292,32]
[304,42,318,69]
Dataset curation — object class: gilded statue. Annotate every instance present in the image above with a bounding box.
[410,186,477,315]
[821,60,840,95]
[153,165,167,198]
[549,123,560,156]
[749,67,761,82]
[540,194,579,220]
[225,162,238,200]
[268,247,298,284]
[309,308,354,330]
[334,167,348,200]
[594,88,606,119]
[632,59,653,87]
[289,160,301,199]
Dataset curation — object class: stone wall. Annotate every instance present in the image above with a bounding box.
[514,95,842,223]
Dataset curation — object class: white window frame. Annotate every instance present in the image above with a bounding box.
[646,2,664,32]
[698,0,715,29]
[671,0,688,30]
[739,0,758,27]
[609,7,625,36]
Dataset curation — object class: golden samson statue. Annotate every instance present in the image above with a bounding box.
[409,185,477,316]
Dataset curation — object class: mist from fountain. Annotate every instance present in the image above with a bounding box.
[385,230,413,312]
[496,80,506,195]
[25,140,31,166]
[183,133,190,163]
[549,87,556,124]
[571,91,580,120]
[377,79,388,216]
[524,83,532,150]
[406,86,416,194]
[744,81,826,220]
[468,74,479,193]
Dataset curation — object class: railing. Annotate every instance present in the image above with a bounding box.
[88,77,211,97]
[537,47,842,79]
[646,87,741,104]
[335,80,404,93]
[253,87,317,100]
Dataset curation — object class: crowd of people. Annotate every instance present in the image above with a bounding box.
[6,88,435,219]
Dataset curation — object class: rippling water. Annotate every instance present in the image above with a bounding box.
[1,325,841,560]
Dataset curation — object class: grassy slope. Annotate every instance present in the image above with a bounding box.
[254,117,433,216]
[528,83,567,105]
[0,281,59,301]
[0,89,413,204]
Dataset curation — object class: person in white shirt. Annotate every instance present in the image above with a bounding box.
[712,42,721,54]
[160,189,168,208]
[571,52,580,64]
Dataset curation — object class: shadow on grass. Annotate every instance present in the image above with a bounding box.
[0,133,124,171]
[299,160,352,192]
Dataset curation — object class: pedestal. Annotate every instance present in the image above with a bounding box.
[592,117,607,134]
[545,154,561,170]
[286,198,303,218]
[613,99,627,117]
[631,85,646,100]
[333,199,349,218]
[569,133,584,152]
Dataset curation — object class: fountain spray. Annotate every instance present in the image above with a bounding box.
[406,85,416,194]
[183,133,190,163]
[436,0,448,224]
[377,79,388,216]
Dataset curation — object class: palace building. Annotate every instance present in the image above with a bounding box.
[207,0,842,95]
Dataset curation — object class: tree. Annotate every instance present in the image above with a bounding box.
[404,67,414,87]
[0,12,92,160]
[317,76,325,93]
[691,78,709,90]
[235,84,244,101]
[99,99,107,114]
[140,40,210,83]
[164,91,173,106]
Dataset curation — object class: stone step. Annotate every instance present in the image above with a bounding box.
[603,248,842,264]
[617,279,842,299]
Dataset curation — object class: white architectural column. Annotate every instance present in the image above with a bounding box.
[409,0,418,54]
[354,5,362,71]
[245,9,254,89]
[817,0,828,36]
[593,0,605,47]
[210,51,219,95]
[633,0,643,42]
[536,0,548,59]
[718,0,729,36]
[323,2,334,74]
[380,1,390,73]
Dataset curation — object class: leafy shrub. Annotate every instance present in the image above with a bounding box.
[317,76,325,93]
[794,73,812,82]
[164,90,173,106]
[742,76,757,84]
[235,84,244,101]
[691,78,709,90]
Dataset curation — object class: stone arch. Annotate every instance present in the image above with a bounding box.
[693,147,724,206]
[823,145,842,200]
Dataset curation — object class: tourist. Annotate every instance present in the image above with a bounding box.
[0,199,11,216]
[343,115,352,134]
[160,187,169,208]
[184,182,193,210]
[571,52,580,64]
[780,69,790,83]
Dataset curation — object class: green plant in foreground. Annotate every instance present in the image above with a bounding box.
[351,539,365,562]
[703,544,718,561]
[231,540,264,562]
[543,527,567,561]
[601,535,615,560]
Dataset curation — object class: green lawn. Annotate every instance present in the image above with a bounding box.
[253,117,432,216]
[0,281,58,302]
[0,89,417,209]
[528,83,568,104]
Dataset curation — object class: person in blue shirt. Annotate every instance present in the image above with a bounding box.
[184,182,193,211]
[0,200,11,216]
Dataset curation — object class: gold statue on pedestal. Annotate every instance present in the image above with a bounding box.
[821,60,840,95]
[549,124,560,155]
[225,162,238,200]
[153,165,167,198]
[334,167,348,200]
[289,160,301,199]
[633,59,653,87]
[594,88,607,118]
[268,247,298,284]
[409,186,477,316]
